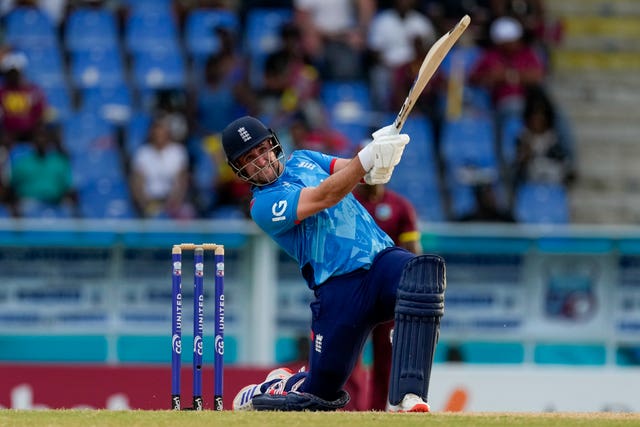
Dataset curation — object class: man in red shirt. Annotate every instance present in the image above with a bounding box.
[0,52,47,147]
[351,181,422,410]
[469,16,545,116]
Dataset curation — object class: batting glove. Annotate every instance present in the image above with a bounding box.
[364,166,394,185]
[371,124,399,139]
[371,133,410,169]
[358,130,409,172]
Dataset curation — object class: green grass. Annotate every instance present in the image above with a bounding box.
[1,411,639,427]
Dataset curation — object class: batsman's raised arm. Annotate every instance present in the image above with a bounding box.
[297,129,410,221]
[296,157,365,221]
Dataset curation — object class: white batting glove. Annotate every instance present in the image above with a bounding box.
[371,133,410,169]
[357,130,409,172]
[371,124,399,139]
[364,166,394,185]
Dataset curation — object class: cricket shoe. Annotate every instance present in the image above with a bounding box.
[232,367,294,410]
[386,393,430,413]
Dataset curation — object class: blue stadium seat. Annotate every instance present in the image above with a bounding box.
[21,45,66,88]
[321,80,372,151]
[184,8,239,60]
[386,178,446,223]
[124,7,180,53]
[42,83,73,123]
[440,113,501,218]
[80,84,133,124]
[4,6,57,49]
[441,113,497,169]
[64,7,119,52]
[78,178,136,219]
[70,47,126,89]
[376,115,444,221]
[17,200,75,219]
[122,0,172,14]
[244,8,293,87]
[192,142,220,212]
[124,112,152,156]
[514,182,570,224]
[131,49,186,90]
[71,145,124,186]
[500,114,524,166]
[440,45,482,79]
[61,112,115,156]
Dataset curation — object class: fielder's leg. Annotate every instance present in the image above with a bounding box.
[388,254,446,412]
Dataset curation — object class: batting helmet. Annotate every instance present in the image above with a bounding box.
[221,116,284,185]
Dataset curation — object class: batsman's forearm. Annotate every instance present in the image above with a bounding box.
[318,157,366,205]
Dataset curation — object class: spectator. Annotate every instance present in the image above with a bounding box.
[288,110,349,157]
[469,16,545,119]
[458,182,514,222]
[390,30,443,142]
[367,0,436,111]
[201,133,252,218]
[188,27,256,138]
[257,22,324,131]
[420,0,492,42]
[294,0,376,81]
[487,0,561,65]
[0,51,48,148]
[351,181,422,411]
[129,115,195,219]
[512,85,573,192]
[7,124,77,217]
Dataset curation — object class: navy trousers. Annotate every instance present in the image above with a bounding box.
[299,247,414,400]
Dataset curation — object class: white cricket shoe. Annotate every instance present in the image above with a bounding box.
[386,393,430,413]
[232,367,295,410]
[233,383,261,411]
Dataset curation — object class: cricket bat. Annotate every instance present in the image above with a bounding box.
[393,14,471,133]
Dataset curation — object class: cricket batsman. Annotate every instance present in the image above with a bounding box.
[222,116,446,412]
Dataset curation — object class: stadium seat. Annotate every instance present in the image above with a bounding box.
[124,111,152,156]
[439,45,482,79]
[80,84,133,124]
[71,145,125,186]
[184,8,239,61]
[440,113,501,218]
[21,45,66,88]
[513,182,570,224]
[4,6,57,49]
[16,200,75,219]
[61,112,116,156]
[321,80,372,150]
[441,112,498,169]
[122,0,172,14]
[78,178,136,219]
[70,47,126,89]
[131,49,186,90]
[42,83,73,124]
[500,114,525,166]
[373,114,444,221]
[191,142,220,213]
[124,7,180,53]
[64,7,119,52]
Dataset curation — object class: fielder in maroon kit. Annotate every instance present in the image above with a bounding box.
[352,181,422,410]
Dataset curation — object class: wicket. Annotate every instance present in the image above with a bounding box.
[171,243,225,411]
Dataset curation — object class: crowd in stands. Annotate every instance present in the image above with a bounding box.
[0,0,571,223]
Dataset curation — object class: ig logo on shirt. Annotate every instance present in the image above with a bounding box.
[272,200,287,222]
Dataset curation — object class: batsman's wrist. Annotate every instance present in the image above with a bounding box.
[357,143,374,171]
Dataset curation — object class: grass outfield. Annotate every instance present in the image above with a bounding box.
[1,411,639,427]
